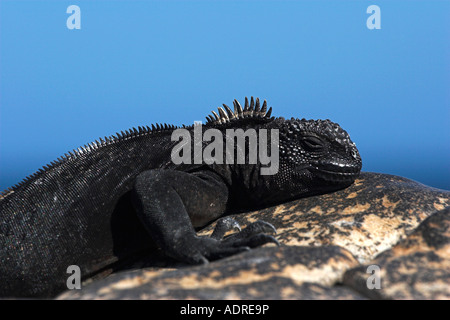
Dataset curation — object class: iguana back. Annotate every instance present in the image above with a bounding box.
[0,127,177,296]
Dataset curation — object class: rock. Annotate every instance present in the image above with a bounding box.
[57,172,450,299]
[343,207,450,299]
[58,246,365,299]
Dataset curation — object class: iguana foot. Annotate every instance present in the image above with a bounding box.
[220,219,280,248]
[211,217,278,240]
[177,218,279,264]
[222,219,278,243]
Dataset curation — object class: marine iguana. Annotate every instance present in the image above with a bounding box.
[0,97,362,297]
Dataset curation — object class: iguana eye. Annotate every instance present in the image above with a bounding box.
[301,136,324,151]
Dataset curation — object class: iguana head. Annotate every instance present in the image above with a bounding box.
[274,115,362,194]
[205,97,362,205]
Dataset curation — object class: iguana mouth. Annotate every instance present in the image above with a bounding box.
[311,165,361,183]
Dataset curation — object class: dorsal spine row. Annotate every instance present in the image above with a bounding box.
[206,97,273,125]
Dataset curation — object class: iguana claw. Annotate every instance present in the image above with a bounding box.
[210,216,242,240]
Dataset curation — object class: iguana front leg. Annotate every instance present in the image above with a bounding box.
[131,169,278,264]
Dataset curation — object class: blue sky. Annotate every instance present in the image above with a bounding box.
[0,0,449,191]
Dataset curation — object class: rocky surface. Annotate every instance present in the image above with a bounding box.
[58,246,365,299]
[343,206,450,299]
[57,172,450,300]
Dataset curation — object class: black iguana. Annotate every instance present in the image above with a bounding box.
[0,97,362,297]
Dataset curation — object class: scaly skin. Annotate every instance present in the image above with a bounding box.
[0,97,361,297]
